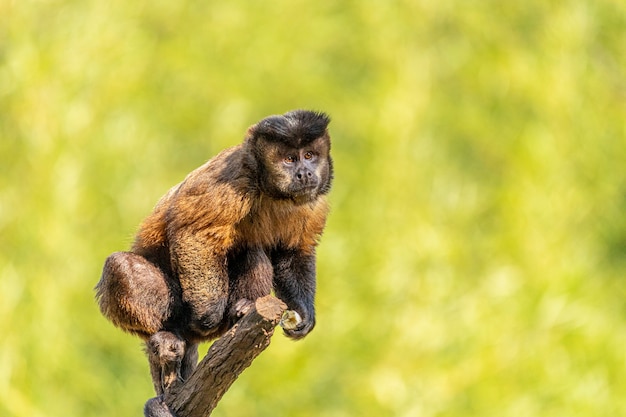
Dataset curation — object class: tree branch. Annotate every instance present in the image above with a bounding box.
[144,295,287,417]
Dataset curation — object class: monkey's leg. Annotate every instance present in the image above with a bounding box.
[96,251,174,338]
[227,247,273,322]
[96,252,186,395]
[180,342,199,381]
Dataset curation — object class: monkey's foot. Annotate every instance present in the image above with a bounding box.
[147,331,186,395]
[234,298,255,317]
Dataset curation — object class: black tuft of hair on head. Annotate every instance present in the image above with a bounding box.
[251,110,330,147]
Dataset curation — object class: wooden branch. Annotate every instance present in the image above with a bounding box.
[144,295,287,417]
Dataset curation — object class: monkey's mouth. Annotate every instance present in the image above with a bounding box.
[288,185,318,204]
[290,183,318,195]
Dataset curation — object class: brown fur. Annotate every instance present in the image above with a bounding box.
[134,145,329,258]
[95,110,332,397]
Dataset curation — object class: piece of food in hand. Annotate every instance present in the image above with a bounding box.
[280,310,302,330]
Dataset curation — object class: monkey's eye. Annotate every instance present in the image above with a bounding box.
[284,155,297,164]
[304,151,314,160]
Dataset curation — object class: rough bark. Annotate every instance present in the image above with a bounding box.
[145,295,287,417]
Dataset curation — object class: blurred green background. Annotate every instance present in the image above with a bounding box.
[1,0,625,416]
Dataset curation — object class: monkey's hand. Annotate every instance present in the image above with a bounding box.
[281,310,315,340]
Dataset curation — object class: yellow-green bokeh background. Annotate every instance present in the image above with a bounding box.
[1,1,625,416]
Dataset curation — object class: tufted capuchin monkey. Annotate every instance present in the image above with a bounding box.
[95,110,332,396]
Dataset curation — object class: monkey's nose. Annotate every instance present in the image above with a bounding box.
[296,170,313,180]
[294,169,317,190]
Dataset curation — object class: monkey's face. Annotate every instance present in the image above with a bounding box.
[259,136,332,203]
[248,110,333,204]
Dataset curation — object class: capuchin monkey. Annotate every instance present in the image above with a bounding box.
[95,110,333,400]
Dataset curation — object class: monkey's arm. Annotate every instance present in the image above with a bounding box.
[271,248,317,340]
[169,229,231,336]
[165,160,253,336]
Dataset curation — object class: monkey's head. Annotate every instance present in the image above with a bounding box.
[245,110,333,204]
